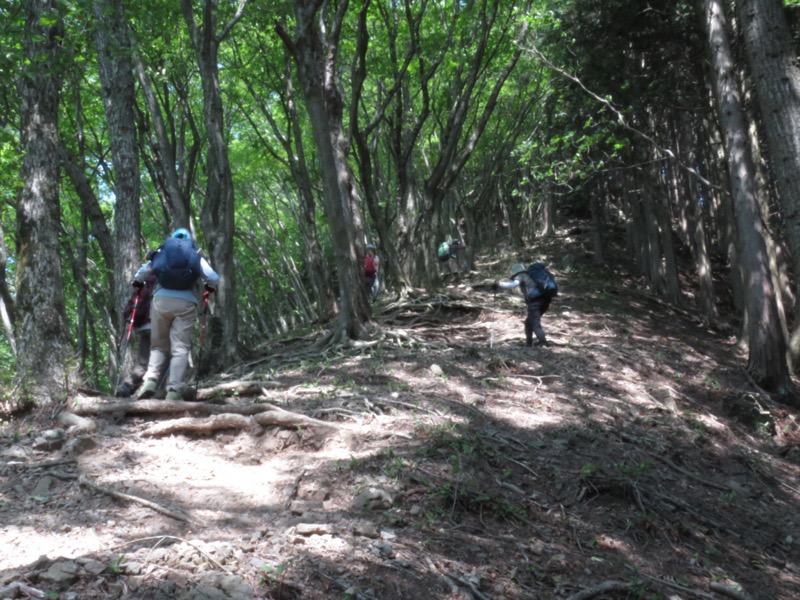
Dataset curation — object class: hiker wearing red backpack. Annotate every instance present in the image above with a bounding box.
[115,252,158,397]
[492,262,558,348]
[134,228,219,401]
[364,243,380,303]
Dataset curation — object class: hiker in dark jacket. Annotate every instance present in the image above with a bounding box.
[134,228,219,401]
[439,238,467,279]
[493,263,554,347]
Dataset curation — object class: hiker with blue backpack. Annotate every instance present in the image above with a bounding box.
[492,262,558,348]
[134,228,219,401]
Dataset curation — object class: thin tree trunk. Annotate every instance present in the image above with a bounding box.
[94,0,142,389]
[181,0,244,367]
[133,56,192,228]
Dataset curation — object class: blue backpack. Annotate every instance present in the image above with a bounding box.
[526,263,558,300]
[151,237,202,290]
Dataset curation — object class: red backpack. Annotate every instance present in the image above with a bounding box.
[123,272,157,328]
[364,255,376,277]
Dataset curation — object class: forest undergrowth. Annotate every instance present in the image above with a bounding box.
[2,224,800,599]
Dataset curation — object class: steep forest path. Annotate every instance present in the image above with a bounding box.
[2,226,800,600]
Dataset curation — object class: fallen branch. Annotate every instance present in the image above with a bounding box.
[70,395,279,417]
[18,582,46,599]
[5,458,76,470]
[78,475,195,523]
[444,571,491,600]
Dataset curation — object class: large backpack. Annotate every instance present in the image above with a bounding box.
[364,255,377,277]
[151,236,202,290]
[123,272,157,328]
[526,263,558,300]
[437,242,451,262]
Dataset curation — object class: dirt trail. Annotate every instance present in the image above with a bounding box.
[2,228,800,599]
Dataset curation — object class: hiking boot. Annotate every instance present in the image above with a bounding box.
[114,382,133,398]
[534,340,550,348]
[136,379,158,399]
[165,388,182,401]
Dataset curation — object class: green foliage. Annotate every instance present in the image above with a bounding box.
[260,558,293,586]
[107,555,124,575]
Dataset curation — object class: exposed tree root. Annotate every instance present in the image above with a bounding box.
[195,380,280,401]
[140,405,343,438]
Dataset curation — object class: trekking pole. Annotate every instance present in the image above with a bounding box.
[194,287,211,394]
[490,288,496,350]
[115,288,140,392]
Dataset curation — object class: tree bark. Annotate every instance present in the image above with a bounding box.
[702,0,793,398]
[181,0,244,367]
[93,0,142,388]
[16,0,74,400]
[278,0,371,342]
[737,0,800,370]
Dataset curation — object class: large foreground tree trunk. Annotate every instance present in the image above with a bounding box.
[16,0,74,400]
[737,0,800,370]
[702,0,793,399]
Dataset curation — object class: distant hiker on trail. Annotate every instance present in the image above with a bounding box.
[492,262,558,348]
[364,243,380,303]
[115,251,158,398]
[438,238,467,279]
[134,228,219,401]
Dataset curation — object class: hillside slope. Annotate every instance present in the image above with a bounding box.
[2,226,800,600]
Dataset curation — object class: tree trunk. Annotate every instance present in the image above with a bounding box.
[702,0,793,398]
[16,0,74,401]
[94,0,142,388]
[737,0,800,369]
[181,0,243,367]
[680,111,717,321]
[278,1,370,341]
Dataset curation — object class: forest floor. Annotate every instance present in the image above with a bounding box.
[3,224,800,600]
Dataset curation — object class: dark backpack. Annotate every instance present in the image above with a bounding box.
[526,263,558,300]
[151,237,202,290]
[123,272,157,328]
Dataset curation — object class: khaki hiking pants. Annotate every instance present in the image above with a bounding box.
[143,296,197,392]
